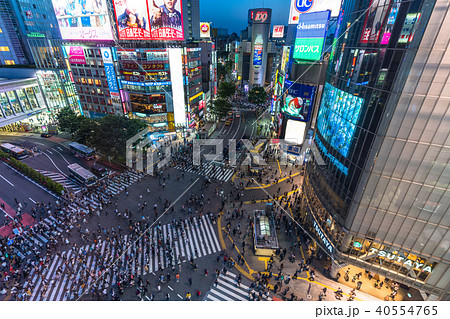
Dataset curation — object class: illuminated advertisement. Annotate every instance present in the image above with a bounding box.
[121,61,168,71]
[285,120,306,145]
[398,13,421,43]
[272,25,284,38]
[168,48,186,126]
[113,0,184,41]
[253,34,264,66]
[200,22,210,38]
[289,0,341,24]
[316,83,364,157]
[66,46,86,65]
[101,48,122,111]
[130,93,167,114]
[293,10,330,61]
[282,80,316,122]
[280,46,291,74]
[253,10,270,24]
[360,0,391,43]
[381,0,400,44]
[51,0,113,40]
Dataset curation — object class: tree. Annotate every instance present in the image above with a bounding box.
[210,98,232,119]
[249,87,268,105]
[57,107,82,133]
[72,116,97,146]
[218,81,236,100]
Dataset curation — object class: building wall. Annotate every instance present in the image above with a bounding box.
[182,0,200,41]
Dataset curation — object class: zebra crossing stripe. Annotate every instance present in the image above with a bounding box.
[209,288,238,301]
[193,218,207,256]
[198,217,213,255]
[205,217,221,252]
[215,282,247,300]
[185,221,198,258]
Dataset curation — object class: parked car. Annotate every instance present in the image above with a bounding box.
[40,132,52,138]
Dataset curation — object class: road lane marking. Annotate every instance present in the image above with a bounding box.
[0,174,14,186]
[177,294,183,299]
[47,150,53,154]
[34,142,45,146]
[28,197,36,204]
[43,153,68,177]
[53,149,71,165]
[168,286,173,291]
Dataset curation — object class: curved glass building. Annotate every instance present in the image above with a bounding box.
[299,0,449,300]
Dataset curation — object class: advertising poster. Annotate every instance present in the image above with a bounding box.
[66,46,86,64]
[272,25,285,38]
[288,0,341,24]
[101,48,122,110]
[113,0,184,40]
[381,0,401,44]
[293,10,330,61]
[282,80,316,122]
[51,0,113,40]
[200,22,211,38]
[360,0,391,43]
[253,44,263,66]
[398,13,422,43]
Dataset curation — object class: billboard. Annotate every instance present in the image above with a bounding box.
[316,82,364,157]
[360,0,391,43]
[253,43,263,66]
[285,120,306,145]
[66,46,86,65]
[200,22,210,38]
[272,25,285,38]
[293,10,330,61]
[51,0,113,40]
[289,0,341,24]
[381,0,401,44]
[398,13,421,43]
[282,80,316,122]
[168,48,186,125]
[113,0,184,41]
[281,46,291,74]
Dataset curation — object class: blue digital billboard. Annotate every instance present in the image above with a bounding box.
[316,82,364,157]
[282,80,316,122]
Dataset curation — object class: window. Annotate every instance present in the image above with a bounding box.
[5,60,15,65]
[0,46,10,51]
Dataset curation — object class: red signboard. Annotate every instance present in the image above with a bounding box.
[121,61,166,71]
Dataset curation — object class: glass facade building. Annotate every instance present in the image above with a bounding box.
[299,0,449,300]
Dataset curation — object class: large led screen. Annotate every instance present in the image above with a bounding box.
[51,0,114,40]
[113,0,184,40]
[281,80,316,122]
[316,83,364,157]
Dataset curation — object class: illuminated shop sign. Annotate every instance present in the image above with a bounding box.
[313,220,333,254]
[289,0,341,24]
[369,248,434,273]
[293,10,330,61]
[121,80,171,87]
[254,11,269,23]
[282,80,316,121]
[272,25,284,38]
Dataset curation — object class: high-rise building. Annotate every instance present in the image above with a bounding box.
[298,0,449,300]
[182,0,200,41]
[0,0,60,65]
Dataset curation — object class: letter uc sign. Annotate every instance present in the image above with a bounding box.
[255,11,268,22]
[295,0,314,13]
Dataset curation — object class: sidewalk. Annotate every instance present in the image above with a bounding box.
[0,198,36,238]
[217,199,392,301]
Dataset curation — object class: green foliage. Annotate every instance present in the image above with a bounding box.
[249,87,268,105]
[57,109,147,164]
[218,81,236,100]
[0,151,64,195]
[210,98,232,119]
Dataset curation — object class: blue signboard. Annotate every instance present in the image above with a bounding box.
[104,64,118,94]
[282,80,316,122]
[7,239,14,246]
[295,10,331,39]
[121,80,172,87]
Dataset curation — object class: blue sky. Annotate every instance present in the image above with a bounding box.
[199,0,292,33]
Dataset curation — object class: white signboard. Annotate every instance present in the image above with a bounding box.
[288,0,341,24]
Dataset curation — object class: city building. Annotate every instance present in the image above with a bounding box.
[0,76,50,130]
[182,0,200,41]
[298,0,449,300]
[0,0,61,66]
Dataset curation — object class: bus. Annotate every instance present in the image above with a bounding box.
[67,163,97,187]
[0,143,29,160]
[69,142,95,160]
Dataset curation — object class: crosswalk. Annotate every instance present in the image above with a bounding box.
[36,169,83,193]
[175,161,235,182]
[27,215,221,300]
[204,272,272,301]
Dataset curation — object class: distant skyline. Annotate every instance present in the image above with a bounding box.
[200,0,292,34]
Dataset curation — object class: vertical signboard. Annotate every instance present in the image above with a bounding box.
[253,35,263,66]
[289,0,341,24]
[168,48,186,126]
[200,22,211,38]
[101,48,122,111]
[293,10,330,61]
[282,80,316,122]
